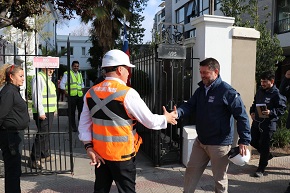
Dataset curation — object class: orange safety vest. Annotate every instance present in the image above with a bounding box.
[86,79,142,161]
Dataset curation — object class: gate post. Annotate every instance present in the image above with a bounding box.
[191,15,260,146]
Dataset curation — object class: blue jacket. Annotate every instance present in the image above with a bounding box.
[250,85,286,131]
[177,76,251,145]
[279,77,290,129]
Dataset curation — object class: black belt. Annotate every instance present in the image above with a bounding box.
[121,152,136,159]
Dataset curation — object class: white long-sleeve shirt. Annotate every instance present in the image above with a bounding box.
[59,71,85,90]
[78,77,167,141]
[32,74,53,116]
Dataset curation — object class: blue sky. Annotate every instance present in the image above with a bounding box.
[57,0,162,43]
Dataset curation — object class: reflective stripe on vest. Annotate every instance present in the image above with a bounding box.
[87,81,142,161]
[65,70,83,97]
[32,72,57,113]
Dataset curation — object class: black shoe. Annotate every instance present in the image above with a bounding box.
[254,168,265,177]
[41,155,56,163]
[28,159,42,169]
[254,171,264,177]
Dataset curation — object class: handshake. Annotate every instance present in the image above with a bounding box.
[163,106,178,125]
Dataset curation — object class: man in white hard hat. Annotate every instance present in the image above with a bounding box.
[78,49,178,193]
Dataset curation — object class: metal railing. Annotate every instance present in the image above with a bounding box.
[0,37,75,176]
[274,18,290,34]
[131,47,198,166]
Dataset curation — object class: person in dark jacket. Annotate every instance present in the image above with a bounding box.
[250,71,286,178]
[177,58,251,193]
[279,69,290,129]
[0,64,30,193]
[278,70,290,193]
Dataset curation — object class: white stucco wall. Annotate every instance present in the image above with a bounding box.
[56,35,92,70]
[191,15,234,88]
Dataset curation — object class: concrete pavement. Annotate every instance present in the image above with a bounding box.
[1,148,289,193]
[0,109,290,192]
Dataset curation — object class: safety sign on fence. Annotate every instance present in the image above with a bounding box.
[33,56,59,68]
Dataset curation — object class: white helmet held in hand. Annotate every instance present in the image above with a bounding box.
[228,146,251,166]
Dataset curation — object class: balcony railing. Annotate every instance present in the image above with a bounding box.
[274,18,290,34]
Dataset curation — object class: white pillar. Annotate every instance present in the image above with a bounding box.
[191,15,235,85]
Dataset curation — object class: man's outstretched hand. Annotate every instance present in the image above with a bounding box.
[163,106,178,125]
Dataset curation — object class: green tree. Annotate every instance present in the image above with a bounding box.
[87,34,104,69]
[0,0,100,30]
[84,0,148,69]
[80,0,131,52]
[115,0,147,56]
[220,0,285,84]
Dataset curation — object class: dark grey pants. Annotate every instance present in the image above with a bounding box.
[31,112,54,160]
[0,130,22,193]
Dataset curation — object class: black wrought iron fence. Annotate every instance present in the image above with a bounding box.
[131,47,198,166]
[0,37,75,177]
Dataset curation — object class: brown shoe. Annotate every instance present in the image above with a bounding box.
[28,159,42,169]
[41,155,56,163]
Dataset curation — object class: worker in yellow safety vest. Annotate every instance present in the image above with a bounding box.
[30,68,57,169]
[78,49,178,193]
[60,61,84,132]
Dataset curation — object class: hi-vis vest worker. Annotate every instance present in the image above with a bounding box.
[78,49,177,193]
[64,70,83,97]
[86,80,142,161]
[32,71,57,113]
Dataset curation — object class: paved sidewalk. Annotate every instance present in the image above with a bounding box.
[0,110,289,192]
[1,148,289,193]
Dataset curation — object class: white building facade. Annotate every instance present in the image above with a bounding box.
[56,35,93,87]
[155,0,290,81]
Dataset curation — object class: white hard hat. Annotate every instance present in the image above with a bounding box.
[101,49,135,68]
[228,147,251,166]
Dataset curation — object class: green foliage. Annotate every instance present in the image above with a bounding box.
[0,0,85,30]
[220,0,285,85]
[86,0,148,67]
[88,34,104,69]
[26,75,33,100]
[220,0,248,26]
[255,24,285,82]
[81,1,131,52]
[271,127,290,148]
[86,68,99,83]
[272,107,290,148]
[58,64,67,79]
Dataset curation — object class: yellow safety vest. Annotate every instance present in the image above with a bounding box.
[86,80,142,161]
[32,72,57,113]
[64,70,83,97]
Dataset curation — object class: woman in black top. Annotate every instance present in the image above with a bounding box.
[0,64,29,193]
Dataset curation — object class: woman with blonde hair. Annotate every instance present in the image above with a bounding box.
[0,64,29,193]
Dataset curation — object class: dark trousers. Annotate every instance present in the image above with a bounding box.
[70,96,83,129]
[94,157,136,193]
[0,130,22,193]
[58,88,64,101]
[250,125,274,171]
[31,112,54,160]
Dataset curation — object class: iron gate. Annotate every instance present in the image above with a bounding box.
[0,37,76,176]
[131,47,199,166]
